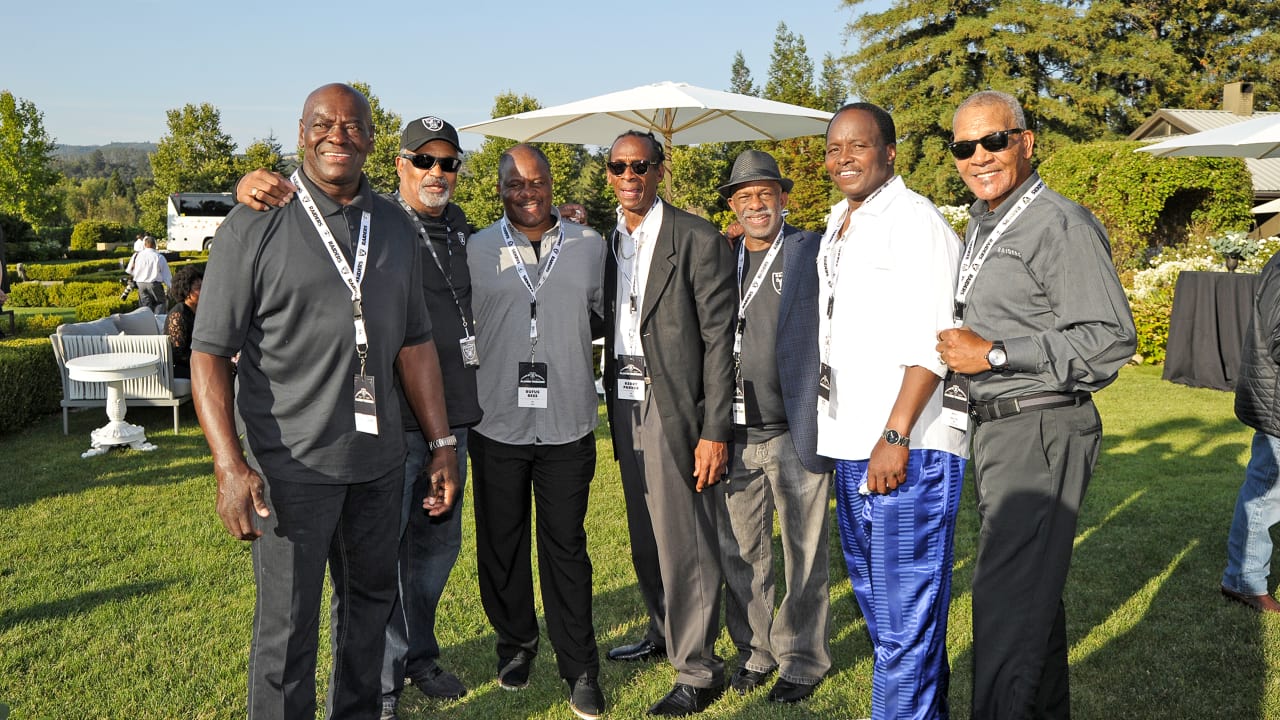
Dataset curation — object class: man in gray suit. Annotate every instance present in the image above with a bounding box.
[714,150,833,704]
[602,130,736,716]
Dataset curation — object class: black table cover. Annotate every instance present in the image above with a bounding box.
[1162,270,1259,391]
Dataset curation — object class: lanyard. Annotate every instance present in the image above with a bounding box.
[953,179,1045,320]
[499,217,565,359]
[395,195,473,337]
[292,170,372,371]
[612,198,660,355]
[818,178,893,365]
[734,229,786,359]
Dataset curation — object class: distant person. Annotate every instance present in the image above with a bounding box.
[165,266,202,380]
[1223,248,1280,615]
[126,236,171,312]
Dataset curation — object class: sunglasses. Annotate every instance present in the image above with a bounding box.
[399,152,462,172]
[947,129,1025,160]
[606,160,659,176]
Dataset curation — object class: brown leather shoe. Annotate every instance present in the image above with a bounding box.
[1221,585,1280,614]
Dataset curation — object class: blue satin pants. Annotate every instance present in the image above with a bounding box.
[834,450,966,720]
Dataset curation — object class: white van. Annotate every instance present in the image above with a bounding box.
[165,192,235,252]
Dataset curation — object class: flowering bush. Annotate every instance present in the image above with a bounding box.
[936,205,969,236]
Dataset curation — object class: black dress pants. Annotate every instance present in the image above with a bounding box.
[469,430,599,680]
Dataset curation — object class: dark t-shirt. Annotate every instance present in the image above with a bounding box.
[192,172,431,484]
[393,197,482,431]
[736,244,787,443]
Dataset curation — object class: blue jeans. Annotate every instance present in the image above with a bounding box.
[1223,431,1280,596]
[381,427,469,698]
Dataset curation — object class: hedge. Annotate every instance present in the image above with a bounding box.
[0,338,61,436]
[5,281,121,308]
[70,220,129,251]
[20,259,125,281]
[75,296,137,321]
[1038,141,1253,273]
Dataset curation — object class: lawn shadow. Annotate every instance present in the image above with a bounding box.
[0,579,175,633]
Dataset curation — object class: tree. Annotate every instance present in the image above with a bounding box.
[348,81,403,194]
[840,0,1280,205]
[729,52,758,96]
[818,54,849,112]
[238,134,287,177]
[759,23,833,231]
[138,103,237,235]
[0,91,62,228]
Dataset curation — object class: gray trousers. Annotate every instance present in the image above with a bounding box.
[717,430,832,684]
[970,400,1101,720]
[613,394,725,688]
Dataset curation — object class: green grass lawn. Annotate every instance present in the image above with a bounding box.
[1,365,1277,719]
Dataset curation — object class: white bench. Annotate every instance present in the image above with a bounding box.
[49,308,192,435]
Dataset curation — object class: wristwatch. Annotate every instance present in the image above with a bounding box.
[882,429,910,447]
[987,341,1009,372]
[427,435,458,452]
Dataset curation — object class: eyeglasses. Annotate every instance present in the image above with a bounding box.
[606,160,659,176]
[947,129,1025,160]
[399,152,462,172]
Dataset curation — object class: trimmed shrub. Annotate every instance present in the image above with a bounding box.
[6,282,48,307]
[1039,141,1253,273]
[0,338,61,435]
[22,259,124,281]
[70,220,128,251]
[48,281,120,307]
[16,313,65,337]
[75,296,135,321]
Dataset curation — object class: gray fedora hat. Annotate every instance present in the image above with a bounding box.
[718,149,793,198]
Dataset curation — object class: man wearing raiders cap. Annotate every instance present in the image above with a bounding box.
[236,115,479,719]
[713,150,834,704]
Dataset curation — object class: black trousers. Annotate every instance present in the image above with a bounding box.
[137,281,165,312]
[249,467,401,720]
[970,400,1101,720]
[469,430,599,680]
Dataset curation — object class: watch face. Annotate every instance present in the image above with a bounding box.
[884,429,903,445]
[989,348,1007,367]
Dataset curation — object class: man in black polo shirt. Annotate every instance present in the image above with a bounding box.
[193,83,459,720]
[236,116,480,717]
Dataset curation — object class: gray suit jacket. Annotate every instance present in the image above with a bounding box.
[604,201,737,490]
[774,223,834,474]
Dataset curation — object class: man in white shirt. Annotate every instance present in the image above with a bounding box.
[818,103,968,720]
[126,236,171,312]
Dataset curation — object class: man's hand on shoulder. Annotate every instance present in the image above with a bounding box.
[235,169,296,211]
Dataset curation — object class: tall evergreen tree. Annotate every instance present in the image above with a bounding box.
[348,81,403,194]
[0,91,62,228]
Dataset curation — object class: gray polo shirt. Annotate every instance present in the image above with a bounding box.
[961,172,1136,402]
[467,211,606,445]
[192,172,431,484]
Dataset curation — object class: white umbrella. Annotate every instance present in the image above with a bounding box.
[1137,113,1280,159]
[1254,198,1280,214]
[458,80,832,150]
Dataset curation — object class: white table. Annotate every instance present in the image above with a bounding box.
[65,352,161,458]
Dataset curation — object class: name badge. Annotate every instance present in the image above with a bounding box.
[817,363,835,418]
[616,354,647,402]
[942,372,971,432]
[517,361,549,408]
[460,335,480,368]
[354,375,378,435]
[732,377,747,426]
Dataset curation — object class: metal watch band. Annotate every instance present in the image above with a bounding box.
[427,435,458,451]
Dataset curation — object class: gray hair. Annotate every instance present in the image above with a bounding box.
[954,90,1027,129]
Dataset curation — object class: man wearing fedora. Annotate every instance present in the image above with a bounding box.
[714,150,834,704]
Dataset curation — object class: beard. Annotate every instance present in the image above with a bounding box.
[740,210,780,241]
[417,178,452,211]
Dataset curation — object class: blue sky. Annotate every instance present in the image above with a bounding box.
[2,0,889,151]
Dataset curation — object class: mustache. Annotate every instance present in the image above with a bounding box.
[741,210,774,221]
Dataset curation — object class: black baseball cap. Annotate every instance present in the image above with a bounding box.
[400,116,462,153]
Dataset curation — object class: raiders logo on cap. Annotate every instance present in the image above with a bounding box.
[422,116,444,131]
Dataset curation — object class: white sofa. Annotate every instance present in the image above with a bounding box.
[50,307,192,435]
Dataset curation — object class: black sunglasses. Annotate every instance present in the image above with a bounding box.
[947,129,1025,160]
[606,160,659,176]
[399,152,462,172]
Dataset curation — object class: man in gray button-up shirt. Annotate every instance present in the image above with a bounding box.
[465,143,607,719]
[937,90,1135,720]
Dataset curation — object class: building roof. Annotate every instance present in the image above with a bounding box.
[1129,109,1280,198]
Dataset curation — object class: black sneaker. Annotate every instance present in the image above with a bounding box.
[498,651,534,690]
[408,662,467,700]
[568,675,605,719]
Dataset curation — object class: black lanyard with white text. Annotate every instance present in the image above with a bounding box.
[395,195,475,340]
[734,229,786,363]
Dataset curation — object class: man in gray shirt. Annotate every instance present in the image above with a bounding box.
[466,144,606,720]
[937,90,1135,719]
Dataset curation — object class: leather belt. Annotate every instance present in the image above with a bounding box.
[970,391,1091,423]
